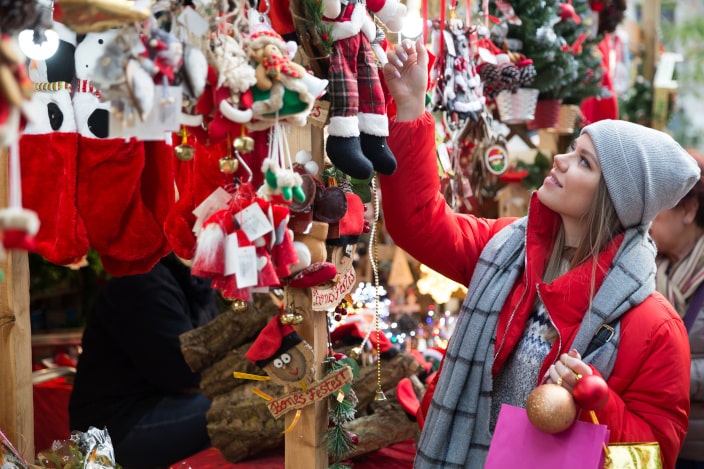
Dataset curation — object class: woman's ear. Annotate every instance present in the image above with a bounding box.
[682,197,699,225]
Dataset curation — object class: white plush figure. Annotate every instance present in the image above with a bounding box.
[73,30,117,138]
[23,22,77,134]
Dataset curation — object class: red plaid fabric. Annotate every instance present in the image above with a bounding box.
[328,32,385,119]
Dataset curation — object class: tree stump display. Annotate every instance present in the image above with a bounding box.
[180,292,423,463]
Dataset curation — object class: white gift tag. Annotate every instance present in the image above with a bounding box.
[235,245,258,288]
[192,187,233,235]
[437,143,452,174]
[224,233,239,276]
[235,203,273,243]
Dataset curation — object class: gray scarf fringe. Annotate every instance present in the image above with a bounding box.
[414,217,656,468]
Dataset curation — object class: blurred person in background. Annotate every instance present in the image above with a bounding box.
[651,150,704,469]
[69,253,218,469]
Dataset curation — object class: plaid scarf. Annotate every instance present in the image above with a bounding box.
[414,217,656,469]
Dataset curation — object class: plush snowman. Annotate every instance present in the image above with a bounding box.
[72,30,116,138]
[23,22,76,134]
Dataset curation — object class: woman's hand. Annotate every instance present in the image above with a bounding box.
[382,38,428,122]
[545,349,592,393]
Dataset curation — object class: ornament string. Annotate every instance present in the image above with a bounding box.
[370,175,386,401]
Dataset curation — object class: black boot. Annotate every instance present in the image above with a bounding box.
[360,133,397,175]
[326,135,374,180]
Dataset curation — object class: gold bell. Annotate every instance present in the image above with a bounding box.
[280,312,304,325]
[219,157,239,174]
[374,390,387,401]
[174,144,195,161]
[233,135,255,154]
[229,299,248,312]
[349,347,362,360]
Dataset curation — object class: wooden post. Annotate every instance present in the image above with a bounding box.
[0,146,34,460]
[641,0,661,86]
[283,114,328,468]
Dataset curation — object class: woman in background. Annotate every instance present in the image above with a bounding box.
[651,149,704,469]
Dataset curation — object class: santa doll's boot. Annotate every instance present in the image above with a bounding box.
[326,116,373,180]
[359,112,396,175]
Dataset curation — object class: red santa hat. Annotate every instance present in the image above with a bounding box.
[330,321,392,354]
[245,314,303,368]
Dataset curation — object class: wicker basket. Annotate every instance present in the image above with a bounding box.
[496,88,539,124]
[555,104,582,135]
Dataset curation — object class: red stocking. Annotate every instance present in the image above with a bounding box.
[20,132,89,265]
[76,137,164,270]
[99,140,177,276]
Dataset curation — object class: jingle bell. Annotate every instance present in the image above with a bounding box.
[174,144,195,161]
[349,347,363,360]
[234,135,255,153]
[280,312,304,325]
[219,157,239,174]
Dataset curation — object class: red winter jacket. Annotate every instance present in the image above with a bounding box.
[379,112,690,469]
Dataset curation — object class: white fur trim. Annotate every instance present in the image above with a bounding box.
[327,4,367,41]
[180,112,203,127]
[358,112,389,136]
[375,0,406,32]
[327,116,360,138]
[219,99,253,123]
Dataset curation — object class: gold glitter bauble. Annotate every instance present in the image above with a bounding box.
[526,383,577,434]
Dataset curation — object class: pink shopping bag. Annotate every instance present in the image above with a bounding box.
[486,404,609,469]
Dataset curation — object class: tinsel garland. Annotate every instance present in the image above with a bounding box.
[325,354,359,469]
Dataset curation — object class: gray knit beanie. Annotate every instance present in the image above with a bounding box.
[581,120,700,229]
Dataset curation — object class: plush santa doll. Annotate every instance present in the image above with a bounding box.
[321,0,406,179]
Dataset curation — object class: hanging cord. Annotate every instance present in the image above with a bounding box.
[370,175,386,401]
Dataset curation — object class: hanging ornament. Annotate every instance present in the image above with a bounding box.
[559,0,582,23]
[525,383,577,434]
[174,126,195,161]
[484,142,510,176]
[572,374,609,411]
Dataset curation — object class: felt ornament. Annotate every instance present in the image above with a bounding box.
[163,130,269,259]
[319,0,406,180]
[19,22,90,265]
[245,27,326,130]
[245,313,315,386]
[257,122,306,204]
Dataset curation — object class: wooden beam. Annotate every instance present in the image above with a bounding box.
[284,123,328,469]
[641,0,661,85]
[0,145,34,460]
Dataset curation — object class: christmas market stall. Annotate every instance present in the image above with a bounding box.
[0,0,676,468]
